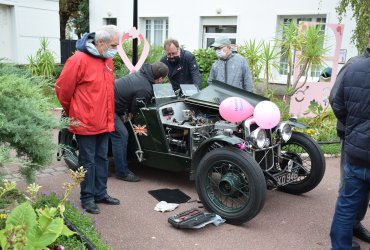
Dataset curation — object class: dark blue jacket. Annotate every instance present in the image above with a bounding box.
[160,49,202,91]
[329,48,370,138]
[332,57,370,167]
[114,64,155,116]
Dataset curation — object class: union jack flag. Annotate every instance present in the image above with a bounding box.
[133,124,148,136]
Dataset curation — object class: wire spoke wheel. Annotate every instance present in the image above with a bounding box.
[196,147,266,224]
[279,132,326,194]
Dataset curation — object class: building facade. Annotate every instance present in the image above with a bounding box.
[89,0,357,83]
[0,0,60,64]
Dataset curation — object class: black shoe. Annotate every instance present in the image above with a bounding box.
[95,194,120,205]
[117,171,140,182]
[354,223,370,243]
[82,201,100,214]
[351,240,360,250]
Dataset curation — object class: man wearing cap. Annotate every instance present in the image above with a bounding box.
[207,36,253,92]
[160,39,202,92]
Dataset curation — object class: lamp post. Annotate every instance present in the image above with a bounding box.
[132,0,138,65]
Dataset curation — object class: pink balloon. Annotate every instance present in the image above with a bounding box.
[254,101,281,129]
[219,97,254,123]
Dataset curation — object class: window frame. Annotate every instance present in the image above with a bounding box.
[141,17,168,46]
[277,15,327,81]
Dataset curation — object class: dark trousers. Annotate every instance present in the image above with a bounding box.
[109,113,129,177]
[338,139,369,225]
[331,163,370,249]
[76,133,109,204]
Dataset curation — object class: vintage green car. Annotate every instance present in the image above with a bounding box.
[58,81,326,224]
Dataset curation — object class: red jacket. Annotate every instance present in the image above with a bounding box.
[55,51,115,135]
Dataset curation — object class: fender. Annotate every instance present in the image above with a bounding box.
[190,134,245,180]
[287,117,309,129]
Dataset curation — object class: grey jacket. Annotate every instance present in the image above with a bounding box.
[329,48,370,138]
[207,53,253,92]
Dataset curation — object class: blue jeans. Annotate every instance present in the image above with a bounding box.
[338,140,369,225]
[109,113,129,177]
[330,162,370,249]
[76,133,109,204]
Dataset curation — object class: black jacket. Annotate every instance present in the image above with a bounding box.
[114,64,155,116]
[329,48,370,138]
[160,49,202,91]
[331,57,370,167]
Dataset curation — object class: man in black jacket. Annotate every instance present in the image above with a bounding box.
[330,55,370,249]
[160,39,202,92]
[110,62,168,181]
[329,35,370,245]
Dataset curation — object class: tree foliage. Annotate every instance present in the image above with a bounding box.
[336,0,370,52]
[71,0,90,39]
[59,0,83,39]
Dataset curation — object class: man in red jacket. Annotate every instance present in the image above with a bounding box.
[56,25,120,214]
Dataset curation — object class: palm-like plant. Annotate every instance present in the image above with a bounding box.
[276,22,329,107]
[238,39,262,84]
[260,41,280,86]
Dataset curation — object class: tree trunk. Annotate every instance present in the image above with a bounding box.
[60,13,69,40]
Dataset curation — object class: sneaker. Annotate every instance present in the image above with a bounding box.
[117,171,140,182]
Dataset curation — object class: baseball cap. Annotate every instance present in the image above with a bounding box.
[210,36,231,48]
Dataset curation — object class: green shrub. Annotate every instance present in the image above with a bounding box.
[36,193,111,250]
[193,48,217,89]
[0,73,58,183]
[27,38,56,78]
[114,41,164,78]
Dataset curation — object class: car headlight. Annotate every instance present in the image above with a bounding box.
[278,122,292,142]
[250,128,267,149]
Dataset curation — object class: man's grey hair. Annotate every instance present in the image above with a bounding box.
[95,25,119,43]
[151,62,169,79]
[163,38,179,50]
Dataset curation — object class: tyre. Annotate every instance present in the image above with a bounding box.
[279,132,326,194]
[195,147,266,225]
[58,128,79,171]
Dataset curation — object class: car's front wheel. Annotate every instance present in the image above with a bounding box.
[195,147,266,225]
[279,132,326,194]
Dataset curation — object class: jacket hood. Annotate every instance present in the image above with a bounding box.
[76,32,102,58]
[139,64,156,83]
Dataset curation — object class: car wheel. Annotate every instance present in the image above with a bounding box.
[195,147,266,224]
[279,132,326,194]
[58,128,79,171]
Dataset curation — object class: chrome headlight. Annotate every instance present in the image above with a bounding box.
[250,128,267,149]
[278,122,292,142]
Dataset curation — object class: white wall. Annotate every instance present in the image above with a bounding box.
[0,0,60,64]
[89,0,357,59]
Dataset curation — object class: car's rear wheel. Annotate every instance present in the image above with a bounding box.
[58,128,79,171]
[195,147,266,224]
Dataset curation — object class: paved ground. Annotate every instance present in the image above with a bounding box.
[4,155,370,250]
[2,109,369,249]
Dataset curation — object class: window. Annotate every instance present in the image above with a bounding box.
[203,25,237,49]
[142,18,168,46]
[104,18,117,25]
[278,15,326,78]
